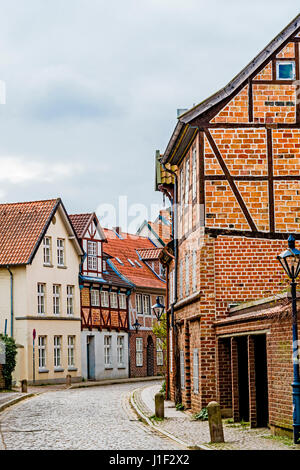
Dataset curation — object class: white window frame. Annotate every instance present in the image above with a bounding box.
[53,285,61,315]
[136,294,143,314]
[119,293,126,310]
[156,338,164,366]
[192,146,197,200]
[136,338,143,366]
[87,241,97,271]
[142,295,150,315]
[54,336,61,368]
[101,290,109,308]
[276,60,296,80]
[180,350,185,390]
[110,292,118,308]
[38,336,47,369]
[185,254,190,296]
[43,237,51,265]
[192,250,197,293]
[57,239,65,267]
[37,283,45,315]
[104,335,112,367]
[193,349,199,394]
[117,336,125,367]
[68,336,75,367]
[91,289,100,307]
[67,285,74,315]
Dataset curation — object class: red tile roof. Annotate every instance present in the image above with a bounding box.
[0,199,59,266]
[103,229,166,290]
[137,248,163,260]
[69,213,92,238]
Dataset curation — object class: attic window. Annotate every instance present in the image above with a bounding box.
[276,61,295,80]
[128,259,135,267]
[135,260,142,267]
[115,257,123,265]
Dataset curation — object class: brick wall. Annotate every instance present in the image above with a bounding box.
[0,364,5,390]
[129,330,165,378]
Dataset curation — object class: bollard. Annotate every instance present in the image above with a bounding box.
[155,392,164,419]
[66,374,72,387]
[207,401,225,443]
[21,379,27,393]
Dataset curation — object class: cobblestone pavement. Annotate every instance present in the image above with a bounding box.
[135,384,300,451]
[0,381,180,450]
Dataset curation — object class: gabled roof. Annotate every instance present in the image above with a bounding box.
[103,229,166,290]
[162,13,300,163]
[0,198,82,266]
[137,248,163,260]
[69,212,106,241]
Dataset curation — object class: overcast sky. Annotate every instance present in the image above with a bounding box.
[0,1,299,230]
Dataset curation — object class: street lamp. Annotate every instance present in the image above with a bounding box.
[132,319,141,333]
[151,297,165,321]
[277,234,300,444]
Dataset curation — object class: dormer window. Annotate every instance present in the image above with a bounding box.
[87,241,97,271]
[43,237,51,265]
[115,257,123,265]
[128,259,135,267]
[277,61,295,80]
[57,239,65,267]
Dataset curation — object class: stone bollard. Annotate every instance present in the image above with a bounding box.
[21,379,27,393]
[155,392,164,419]
[66,374,72,387]
[207,401,225,443]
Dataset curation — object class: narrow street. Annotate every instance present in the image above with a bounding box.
[0,381,180,450]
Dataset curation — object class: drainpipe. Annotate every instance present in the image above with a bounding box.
[6,266,13,338]
[161,162,179,402]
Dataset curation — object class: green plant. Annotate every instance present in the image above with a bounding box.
[150,414,164,422]
[175,402,185,411]
[160,380,166,398]
[0,334,17,390]
[192,407,208,421]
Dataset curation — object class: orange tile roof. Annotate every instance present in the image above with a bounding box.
[0,199,59,266]
[103,228,166,290]
[137,248,163,260]
[69,213,92,238]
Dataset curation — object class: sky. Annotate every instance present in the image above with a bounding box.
[0,0,299,230]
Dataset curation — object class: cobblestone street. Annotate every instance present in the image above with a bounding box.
[0,381,180,450]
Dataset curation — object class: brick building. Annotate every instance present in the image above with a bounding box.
[103,228,166,378]
[157,13,300,436]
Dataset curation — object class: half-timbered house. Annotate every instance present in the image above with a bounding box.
[69,213,132,381]
[157,13,300,436]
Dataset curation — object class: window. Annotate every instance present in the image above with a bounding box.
[103,259,106,271]
[57,239,65,266]
[156,338,164,366]
[43,237,51,265]
[185,158,190,204]
[87,241,97,271]
[115,257,123,265]
[159,263,166,279]
[136,338,143,366]
[68,336,75,367]
[67,286,74,315]
[128,258,135,267]
[104,335,112,367]
[136,294,142,314]
[192,250,197,293]
[169,270,174,304]
[54,336,61,368]
[179,260,183,299]
[135,260,142,267]
[91,289,100,307]
[169,331,173,373]
[277,61,295,80]
[119,293,126,309]
[193,349,199,394]
[101,290,109,307]
[185,254,190,296]
[53,285,61,315]
[143,295,150,315]
[192,146,197,200]
[38,336,46,368]
[117,336,125,366]
[180,167,184,217]
[180,351,185,390]
[37,283,45,315]
[110,292,118,308]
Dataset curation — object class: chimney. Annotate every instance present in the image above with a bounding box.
[113,226,121,235]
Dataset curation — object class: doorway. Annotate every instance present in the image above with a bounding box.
[147,336,154,376]
[87,336,95,380]
[254,335,269,427]
[236,336,249,422]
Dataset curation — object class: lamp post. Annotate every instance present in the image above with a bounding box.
[151,297,165,322]
[132,319,142,334]
[277,235,300,444]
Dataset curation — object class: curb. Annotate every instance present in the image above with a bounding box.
[69,376,163,390]
[129,387,211,451]
[0,393,36,413]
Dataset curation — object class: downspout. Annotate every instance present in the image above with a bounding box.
[6,266,13,338]
[161,162,179,402]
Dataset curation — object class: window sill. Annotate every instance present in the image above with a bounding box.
[43,263,53,268]
[54,367,64,373]
[57,265,67,269]
[38,368,49,374]
[67,367,77,372]
[117,366,126,369]
[104,366,113,370]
